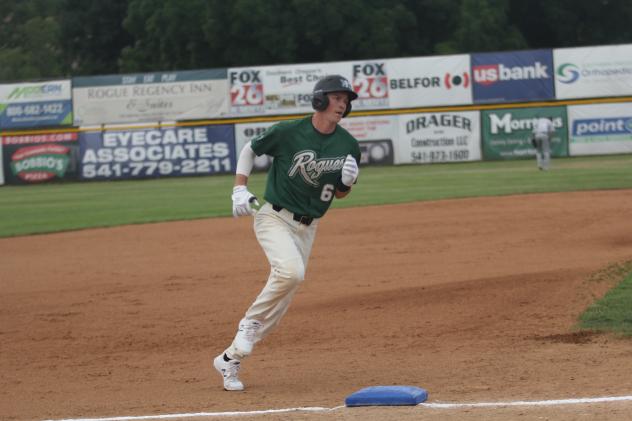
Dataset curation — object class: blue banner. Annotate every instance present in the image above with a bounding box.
[572,116,632,136]
[79,125,235,180]
[471,50,555,103]
[0,99,73,129]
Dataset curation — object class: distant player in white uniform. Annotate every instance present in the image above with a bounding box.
[213,75,361,391]
[532,116,554,170]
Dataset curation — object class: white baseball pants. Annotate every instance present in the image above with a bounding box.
[535,134,551,170]
[225,203,318,359]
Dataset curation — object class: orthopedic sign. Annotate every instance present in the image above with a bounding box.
[567,102,632,156]
[72,69,228,125]
[554,45,632,99]
[471,50,555,103]
[79,124,235,180]
[0,80,72,129]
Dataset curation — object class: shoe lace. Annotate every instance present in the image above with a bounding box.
[239,320,263,342]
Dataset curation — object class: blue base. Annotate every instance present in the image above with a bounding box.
[345,386,429,407]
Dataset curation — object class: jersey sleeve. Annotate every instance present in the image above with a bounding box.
[251,124,281,157]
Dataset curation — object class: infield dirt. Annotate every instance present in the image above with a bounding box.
[2,190,632,420]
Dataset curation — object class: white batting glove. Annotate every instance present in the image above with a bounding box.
[231,185,259,217]
[341,154,359,187]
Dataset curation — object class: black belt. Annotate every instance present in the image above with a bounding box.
[272,204,314,226]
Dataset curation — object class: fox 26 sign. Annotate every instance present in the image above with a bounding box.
[471,50,555,103]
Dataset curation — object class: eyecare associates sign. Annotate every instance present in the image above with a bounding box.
[73,69,228,125]
[79,124,235,180]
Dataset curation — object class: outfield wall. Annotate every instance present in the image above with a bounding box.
[2,100,631,184]
[2,43,632,185]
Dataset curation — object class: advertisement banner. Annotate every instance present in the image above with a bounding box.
[385,55,472,108]
[230,56,472,116]
[340,115,398,165]
[397,111,481,164]
[1,131,79,184]
[228,63,348,116]
[568,102,632,156]
[554,44,632,99]
[234,121,277,171]
[235,115,398,172]
[472,50,555,103]
[72,69,228,125]
[481,106,568,160]
[79,124,235,180]
[0,80,72,129]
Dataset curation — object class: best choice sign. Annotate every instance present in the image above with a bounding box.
[481,106,568,160]
[472,50,555,103]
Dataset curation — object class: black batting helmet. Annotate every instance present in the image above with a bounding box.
[311,75,358,117]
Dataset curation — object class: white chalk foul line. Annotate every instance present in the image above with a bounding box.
[42,395,632,421]
[42,406,344,421]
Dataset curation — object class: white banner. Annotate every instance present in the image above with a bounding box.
[0,80,71,103]
[229,55,473,117]
[387,55,472,108]
[228,63,348,116]
[554,45,632,99]
[235,115,399,170]
[72,70,228,125]
[340,115,398,165]
[234,121,277,171]
[397,111,481,164]
[568,102,632,156]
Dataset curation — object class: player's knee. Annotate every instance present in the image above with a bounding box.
[276,258,305,286]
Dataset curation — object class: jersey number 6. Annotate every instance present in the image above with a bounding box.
[320,184,335,201]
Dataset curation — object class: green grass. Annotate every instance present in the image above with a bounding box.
[1,154,632,238]
[580,268,632,336]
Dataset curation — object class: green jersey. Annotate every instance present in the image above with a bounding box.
[251,116,361,218]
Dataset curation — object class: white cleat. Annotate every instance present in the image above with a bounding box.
[213,354,244,391]
[234,318,263,354]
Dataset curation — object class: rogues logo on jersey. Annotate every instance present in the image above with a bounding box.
[473,62,549,86]
[288,151,345,187]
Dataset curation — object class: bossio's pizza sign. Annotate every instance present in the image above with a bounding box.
[10,144,70,182]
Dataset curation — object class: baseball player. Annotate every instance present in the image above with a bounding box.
[532,116,554,170]
[213,75,361,391]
